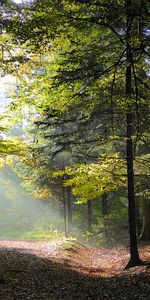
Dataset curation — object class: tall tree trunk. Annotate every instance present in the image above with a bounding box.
[126,113,142,267]
[67,186,72,235]
[87,200,92,231]
[102,193,108,216]
[125,0,142,268]
[102,193,109,240]
[62,186,68,237]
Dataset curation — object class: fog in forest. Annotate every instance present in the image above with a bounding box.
[0,167,64,240]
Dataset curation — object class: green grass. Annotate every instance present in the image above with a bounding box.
[0,224,65,241]
[21,227,65,240]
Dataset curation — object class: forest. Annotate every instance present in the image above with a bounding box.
[0,0,150,299]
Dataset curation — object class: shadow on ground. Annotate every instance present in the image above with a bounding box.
[0,245,150,299]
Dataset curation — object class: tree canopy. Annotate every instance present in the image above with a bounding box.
[0,0,150,268]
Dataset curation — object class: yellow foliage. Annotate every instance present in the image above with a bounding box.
[32,187,52,199]
[54,154,126,203]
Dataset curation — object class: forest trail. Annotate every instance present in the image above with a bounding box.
[0,240,150,299]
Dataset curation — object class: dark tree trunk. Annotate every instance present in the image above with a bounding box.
[125,0,142,268]
[102,193,108,216]
[67,186,72,235]
[140,199,150,241]
[62,186,68,237]
[87,200,92,231]
[102,193,109,240]
[126,113,142,267]
[62,184,72,237]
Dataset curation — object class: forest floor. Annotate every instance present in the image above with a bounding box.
[0,239,150,299]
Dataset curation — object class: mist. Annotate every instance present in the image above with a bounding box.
[0,166,64,240]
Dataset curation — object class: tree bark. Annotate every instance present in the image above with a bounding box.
[126,113,142,267]
[67,186,72,235]
[102,193,109,240]
[125,0,143,268]
[87,200,92,231]
[102,193,108,216]
[62,186,68,237]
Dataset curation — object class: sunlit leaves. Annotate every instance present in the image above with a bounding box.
[32,186,52,199]
[0,137,23,156]
[4,0,149,218]
[54,154,126,203]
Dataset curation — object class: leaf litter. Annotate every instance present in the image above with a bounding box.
[0,240,150,299]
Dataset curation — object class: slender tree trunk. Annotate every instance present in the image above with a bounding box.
[125,0,142,268]
[62,186,68,237]
[67,186,72,235]
[87,200,92,231]
[102,193,108,216]
[102,193,109,241]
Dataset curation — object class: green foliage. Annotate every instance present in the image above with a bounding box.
[1,0,149,250]
[0,138,23,157]
[54,154,126,203]
[21,225,64,241]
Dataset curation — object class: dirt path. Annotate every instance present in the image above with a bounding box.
[0,240,150,299]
